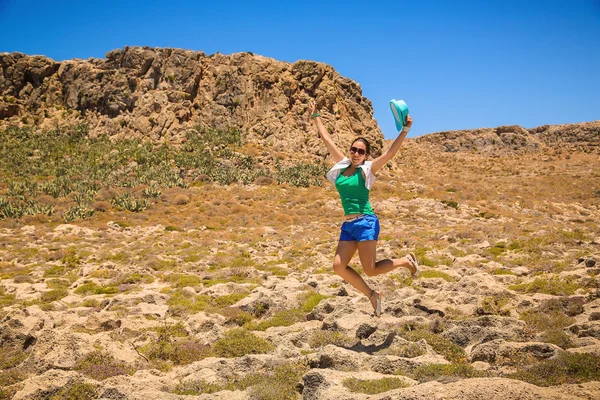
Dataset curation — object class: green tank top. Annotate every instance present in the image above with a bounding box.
[335,167,374,215]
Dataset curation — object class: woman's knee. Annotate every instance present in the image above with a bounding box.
[333,262,346,275]
[363,267,377,277]
[362,262,376,276]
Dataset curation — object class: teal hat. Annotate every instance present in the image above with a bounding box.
[390,99,409,131]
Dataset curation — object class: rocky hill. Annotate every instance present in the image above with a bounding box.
[1,48,600,400]
[415,122,600,155]
[0,47,383,158]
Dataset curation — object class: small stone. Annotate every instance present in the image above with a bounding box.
[355,323,377,339]
[589,312,600,321]
[585,258,597,268]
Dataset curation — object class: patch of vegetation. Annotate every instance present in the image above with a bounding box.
[117,273,154,285]
[343,377,409,394]
[211,328,274,358]
[48,381,98,400]
[166,290,211,316]
[509,277,579,296]
[74,282,119,295]
[162,273,201,288]
[509,352,600,386]
[441,200,459,209]
[308,330,357,348]
[139,322,210,366]
[400,326,466,363]
[402,363,484,382]
[0,125,329,222]
[0,345,27,369]
[490,268,517,276]
[378,342,426,358]
[244,309,305,331]
[419,270,454,282]
[213,292,249,307]
[75,349,134,380]
[478,295,512,316]
[217,307,255,326]
[174,362,307,399]
[0,286,17,308]
[40,288,69,303]
[520,309,575,332]
[299,291,329,312]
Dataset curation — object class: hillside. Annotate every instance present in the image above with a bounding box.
[1,48,600,400]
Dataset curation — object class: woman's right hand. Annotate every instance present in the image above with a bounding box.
[310,101,317,116]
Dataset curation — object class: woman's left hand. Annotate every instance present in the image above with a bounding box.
[405,115,413,129]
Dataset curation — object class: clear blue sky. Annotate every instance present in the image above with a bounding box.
[1,0,599,138]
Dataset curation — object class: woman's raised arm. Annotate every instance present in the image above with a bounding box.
[370,115,413,174]
[310,102,345,163]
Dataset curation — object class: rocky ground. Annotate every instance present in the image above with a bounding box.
[1,135,600,399]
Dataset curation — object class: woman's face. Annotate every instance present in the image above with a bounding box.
[349,141,367,166]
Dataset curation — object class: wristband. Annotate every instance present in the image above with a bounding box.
[311,113,320,119]
[402,126,411,132]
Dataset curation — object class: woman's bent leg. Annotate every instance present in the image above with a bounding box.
[333,240,373,297]
[357,240,416,276]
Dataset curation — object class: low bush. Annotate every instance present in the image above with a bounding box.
[401,363,484,383]
[174,362,307,399]
[509,277,579,296]
[419,270,454,282]
[211,329,274,358]
[400,326,466,363]
[509,352,600,386]
[244,309,305,331]
[75,350,134,380]
[343,377,409,394]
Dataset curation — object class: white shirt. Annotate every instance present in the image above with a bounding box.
[326,157,376,190]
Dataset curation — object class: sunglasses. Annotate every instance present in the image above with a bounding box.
[350,146,366,156]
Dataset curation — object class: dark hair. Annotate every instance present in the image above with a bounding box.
[351,137,371,155]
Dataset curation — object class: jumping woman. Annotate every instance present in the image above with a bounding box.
[310,101,419,317]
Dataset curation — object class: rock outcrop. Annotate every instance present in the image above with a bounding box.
[0,47,384,156]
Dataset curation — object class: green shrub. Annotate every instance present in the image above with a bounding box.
[343,377,409,394]
[166,290,211,316]
[491,268,517,276]
[0,345,27,369]
[211,329,274,357]
[404,363,484,382]
[401,328,466,363]
[299,291,329,312]
[419,270,454,282]
[509,352,600,386]
[74,282,119,295]
[479,295,511,316]
[308,330,356,348]
[0,287,17,308]
[140,322,210,365]
[174,362,307,399]
[163,273,201,288]
[510,277,579,296]
[520,309,575,332]
[76,350,134,380]
[213,292,249,307]
[48,381,97,400]
[244,309,305,331]
[40,288,68,303]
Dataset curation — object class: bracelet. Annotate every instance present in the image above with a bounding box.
[402,126,411,132]
[311,113,320,119]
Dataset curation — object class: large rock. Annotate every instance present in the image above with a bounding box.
[0,47,384,158]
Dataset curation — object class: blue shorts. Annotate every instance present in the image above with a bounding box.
[340,214,380,242]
